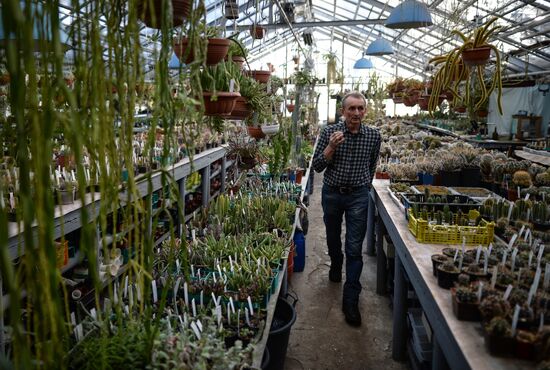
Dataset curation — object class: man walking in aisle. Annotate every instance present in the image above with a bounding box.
[312,92,381,327]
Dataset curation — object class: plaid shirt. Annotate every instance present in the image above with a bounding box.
[313,121,381,187]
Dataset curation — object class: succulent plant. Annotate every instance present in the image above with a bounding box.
[455,286,478,303]
[480,296,511,322]
[512,170,533,188]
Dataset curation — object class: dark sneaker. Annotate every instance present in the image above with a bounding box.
[342,304,362,327]
[329,266,341,282]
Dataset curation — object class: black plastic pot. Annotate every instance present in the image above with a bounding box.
[439,170,461,187]
[261,347,270,370]
[460,167,481,187]
[266,297,297,370]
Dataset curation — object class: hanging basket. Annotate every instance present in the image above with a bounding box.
[247,126,266,139]
[403,89,420,107]
[137,0,191,29]
[230,96,253,120]
[224,0,239,19]
[247,70,271,84]
[202,91,240,116]
[250,25,266,39]
[261,123,280,135]
[173,38,230,65]
[461,45,491,66]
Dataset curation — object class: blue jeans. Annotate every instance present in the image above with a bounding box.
[322,185,370,304]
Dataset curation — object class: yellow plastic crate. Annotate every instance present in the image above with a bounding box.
[407,209,494,246]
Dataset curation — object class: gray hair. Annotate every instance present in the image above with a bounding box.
[341,91,367,109]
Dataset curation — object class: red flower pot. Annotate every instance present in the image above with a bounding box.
[247,126,266,139]
[202,91,240,116]
[462,45,492,66]
[247,70,271,84]
[230,56,246,70]
[286,103,295,113]
[173,38,230,65]
[230,96,252,120]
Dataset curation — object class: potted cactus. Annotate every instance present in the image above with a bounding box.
[451,285,481,321]
[483,316,515,356]
[437,261,460,289]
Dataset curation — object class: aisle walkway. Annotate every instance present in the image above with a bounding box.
[284,173,410,370]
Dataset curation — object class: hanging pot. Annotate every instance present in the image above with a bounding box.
[230,96,252,120]
[202,91,240,116]
[250,25,266,39]
[247,126,266,139]
[392,92,403,104]
[173,38,230,65]
[224,0,239,19]
[247,70,271,84]
[403,89,420,107]
[230,55,246,69]
[137,0,191,29]
[461,45,491,66]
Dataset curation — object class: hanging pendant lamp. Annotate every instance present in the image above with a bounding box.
[353,54,374,69]
[385,0,433,29]
[0,1,70,51]
[365,38,394,56]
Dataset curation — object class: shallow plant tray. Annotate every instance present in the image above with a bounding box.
[412,185,451,195]
[448,187,500,200]
[401,193,480,220]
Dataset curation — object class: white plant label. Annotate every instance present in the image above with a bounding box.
[197,319,203,332]
[184,282,189,305]
[528,251,534,268]
[245,308,251,326]
[70,312,76,326]
[511,304,521,337]
[136,284,142,302]
[247,296,255,316]
[176,259,180,274]
[174,277,182,301]
[453,248,459,262]
[544,263,550,290]
[525,193,530,201]
[507,204,514,220]
[124,276,129,298]
[229,297,235,314]
[488,243,493,256]
[90,308,97,320]
[229,79,235,93]
[483,249,489,274]
[477,282,484,302]
[458,254,464,271]
[475,246,482,264]
[124,305,129,315]
[491,266,498,289]
[517,186,521,198]
[511,248,519,272]
[200,291,204,306]
[524,229,531,242]
[461,237,466,256]
[540,313,545,333]
[501,250,508,266]
[152,280,158,303]
[519,225,525,239]
[190,321,201,340]
[192,298,197,317]
[75,324,84,342]
[538,245,545,267]
[503,284,513,301]
[508,234,518,249]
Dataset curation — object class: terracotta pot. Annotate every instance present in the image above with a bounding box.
[230,56,246,70]
[375,172,390,180]
[403,89,420,107]
[476,109,488,118]
[202,91,240,116]
[247,70,271,84]
[230,96,252,120]
[247,126,266,139]
[286,103,295,113]
[462,45,492,66]
[137,0,191,29]
[173,38,230,65]
[418,95,429,110]
[250,25,266,39]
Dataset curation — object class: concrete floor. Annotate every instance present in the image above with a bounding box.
[284,173,410,370]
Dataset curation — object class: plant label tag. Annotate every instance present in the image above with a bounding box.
[511,304,521,337]
[124,276,129,298]
[501,250,508,266]
[488,243,493,256]
[75,324,84,342]
[524,228,530,242]
[229,297,236,314]
[475,246,482,264]
[507,204,513,220]
[129,285,134,307]
[70,312,76,326]
[491,266,498,289]
[229,79,235,93]
[458,254,464,271]
[247,296,255,316]
[538,245,545,267]
[200,290,204,306]
[527,209,531,221]
[503,285,513,301]
[124,305,129,315]
[519,225,525,239]
[532,267,542,294]
[517,186,521,198]
[184,282,189,305]
[477,282,484,302]
[527,288,535,307]
[483,249,489,274]
[136,284,142,302]
[461,237,466,255]
[152,280,158,303]
[525,193,530,201]
[190,321,201,340]
[508,234,518,249]
[90,308,97,320]
[453,248,459,262]
[245,308,251,326]
[174,277,182,301]
[197,320,203,332]
[216,306,222,326]
[192,298,197,317]
[544,263,550,290]
[540,313,545,333]
[176,259,180,274]
[191,229,196,242]
[511,248,519,272]
[528,251,534,268]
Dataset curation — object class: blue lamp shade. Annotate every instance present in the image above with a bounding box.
[353,57,374,69]
[0,1,70,50]
[169,53,183,69]
[365,38,394,56]
[385,0,433,29]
